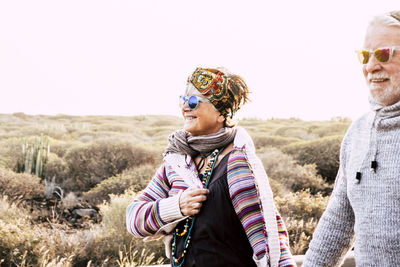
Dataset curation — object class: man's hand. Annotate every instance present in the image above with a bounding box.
[179,186,209,216]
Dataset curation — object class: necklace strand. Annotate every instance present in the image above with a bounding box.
[171,147,225,267]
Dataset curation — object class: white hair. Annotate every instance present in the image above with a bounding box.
[369,10,400,28]
[184,83,203,96]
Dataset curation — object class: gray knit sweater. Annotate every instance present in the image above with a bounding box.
[303,98,400,267]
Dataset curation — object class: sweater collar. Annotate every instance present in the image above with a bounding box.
[369,96,400,118]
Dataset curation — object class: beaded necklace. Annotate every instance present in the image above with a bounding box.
[171,147,225,267]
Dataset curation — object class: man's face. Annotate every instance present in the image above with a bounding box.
[363,24,400,106]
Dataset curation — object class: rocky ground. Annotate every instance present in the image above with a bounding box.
[27,195,101,229]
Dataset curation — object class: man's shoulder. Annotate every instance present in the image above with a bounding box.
[346,111,375,135]
[339,111,375,152]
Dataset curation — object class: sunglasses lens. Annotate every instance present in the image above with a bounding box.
[188,96,199,109]
[375,47,391,63]
[357,49,370,64]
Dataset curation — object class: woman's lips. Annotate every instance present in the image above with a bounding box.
[184,115,197,121]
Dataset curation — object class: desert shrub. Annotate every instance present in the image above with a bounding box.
[150,116,182,127]
[117,248,165,267]
[276,184,330,254]
[268,178,286,198]
[78,135,94,143]
[0,137,25,171]
[61,192,79,210]
[84,165,156,205]
[0,136,57,176]
[64,141,159,192]
[13,191,165,267]
[0,155,7,169]
[0,168,44,201]
[252,135,300,149]
[43,153,69,185]
[143,126,178,139]
[89,191,166,265]
[50,140,80,158]
[260,148,332,195]
[274,126,318,140]
[0,196,41,266]
[12,112,30,120]
[39,225,105,266]
[32,125,69,140]
[275,189,329,221]
[282,135,343,183]
[308,122,350,138]
[285,218,318,255]
[97,123,134,133]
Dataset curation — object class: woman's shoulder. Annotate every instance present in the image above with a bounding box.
[226,144,252,169]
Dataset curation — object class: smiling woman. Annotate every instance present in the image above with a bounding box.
[180,68,250,136]
[126,67,296,267]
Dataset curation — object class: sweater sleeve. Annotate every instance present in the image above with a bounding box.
[126,163,185,237]
[303,149,355,266]
[227,149,295,266]
[276,212,296,267]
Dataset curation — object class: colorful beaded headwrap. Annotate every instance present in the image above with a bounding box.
[187,67,249,119]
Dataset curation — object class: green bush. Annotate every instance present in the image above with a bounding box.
[84,165,156,205]
[252,135,300,149]
[282,135,343,183]
[260,148,332,195]
[0,168,44,201]
[64,141,159,192]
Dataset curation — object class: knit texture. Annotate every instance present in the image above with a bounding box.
[303,100,400,266]
[164,127,236,157]
[126,147,294,266]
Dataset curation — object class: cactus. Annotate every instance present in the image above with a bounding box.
[17,135,50,179]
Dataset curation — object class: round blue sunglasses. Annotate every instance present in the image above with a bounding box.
[179,95,210,110]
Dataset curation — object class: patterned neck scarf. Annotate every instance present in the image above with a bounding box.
[164,127,237,158]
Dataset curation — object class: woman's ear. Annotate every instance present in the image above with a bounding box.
[217,114,225,123]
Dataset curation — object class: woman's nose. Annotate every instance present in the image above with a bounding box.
[181,100,190,111]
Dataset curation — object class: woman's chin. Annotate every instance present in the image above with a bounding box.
[183,120,196,131]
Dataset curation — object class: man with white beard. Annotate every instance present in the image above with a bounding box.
[303,10,400,267]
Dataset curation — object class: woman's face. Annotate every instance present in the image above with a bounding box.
[181,86,225,136]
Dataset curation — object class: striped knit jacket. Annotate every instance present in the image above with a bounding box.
[126,127,295,267]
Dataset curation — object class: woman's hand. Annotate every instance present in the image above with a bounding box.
[179,186,209,216]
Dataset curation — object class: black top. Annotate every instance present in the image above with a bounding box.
[173,152,257,267]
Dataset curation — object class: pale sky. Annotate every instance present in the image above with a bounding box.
[0,0,399,120]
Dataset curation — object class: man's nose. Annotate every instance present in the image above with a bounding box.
[365,53,383,73]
